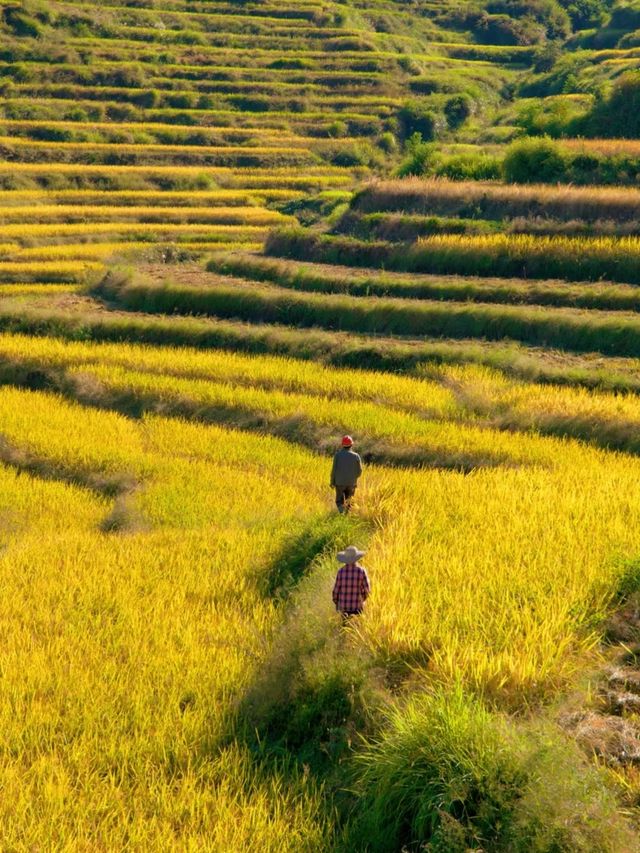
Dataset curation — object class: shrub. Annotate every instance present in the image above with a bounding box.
[503,136,567,182]
[444,94,474,128]
[586,71,640,137]
[436,152,502,180]
[377,132,397,154]
[2,4,43,37]
[516,97,590,137]
[409,75,458,95]
[131,89,159,108]
[561,0,609,28]
[346,689,633,853]
[397,101,445,141]
[397,135,438,177]
[327,120,348,138]
[488,0,572,38]
[476,12,547,45]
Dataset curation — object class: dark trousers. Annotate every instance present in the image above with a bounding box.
[335,485,356,514]
[340,609,362,620]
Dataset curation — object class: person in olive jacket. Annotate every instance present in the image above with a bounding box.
[330,435,363,514]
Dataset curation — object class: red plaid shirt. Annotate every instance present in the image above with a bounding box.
[332,563,370,614]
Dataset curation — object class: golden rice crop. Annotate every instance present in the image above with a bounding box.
[0,189,304,205]
[1,223,268,238]
[0,283,83,296]
[0,332,460,418]
[0,385,332,848]
[417,231,640,263]
[64,360,589,470]
[0,163,347,176]
[8,329,640,464]
[0,260,100,280]
[1,379,640,721]
[0,206,289,225]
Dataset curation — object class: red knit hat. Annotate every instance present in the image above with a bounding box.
[342,435,353,447]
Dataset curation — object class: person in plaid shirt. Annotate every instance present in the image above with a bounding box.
[332,545,370,617]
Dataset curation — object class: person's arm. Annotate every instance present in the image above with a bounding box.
[355,453,363,478]
[361,568,371,601]
[332,570,342,605]
[330,454,337,488]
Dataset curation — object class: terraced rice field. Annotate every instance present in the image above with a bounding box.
[7,0,640,850]
[0,0,523,278]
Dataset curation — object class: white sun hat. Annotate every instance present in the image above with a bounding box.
[337,545,366,563]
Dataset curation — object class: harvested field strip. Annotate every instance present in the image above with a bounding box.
[561,139,640,156]
[0,120,296,136]
[0,166,352,190]
[0,164,348,176]
[0,66,387,87]
[266,229,640,285]
[98,271,640,359]
[8,242,262,261]
[354,178,640,223]
[0,122,362,148]
[12,84,400,108]
[208,252,640,313]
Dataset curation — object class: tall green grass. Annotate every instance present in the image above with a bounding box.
[207,252,640,312]
[99,269,640,359]
[346,689,632,853]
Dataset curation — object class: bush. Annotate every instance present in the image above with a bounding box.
[561,0,609,28]
[503,136,567,182]
[409,75,459,95]
[327,120,348,138]
[444,94,474,128]
[397,101,445,141]
[516,96,590,137]
[345,689,633,853]
[586,71,640,137]
[131,89,159,108]
[436,152,502,180]
[377,132,397,154]
[2,4,43,37]
[397,135,438,177]
[487,0,572,38]
[476,12,547,45]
